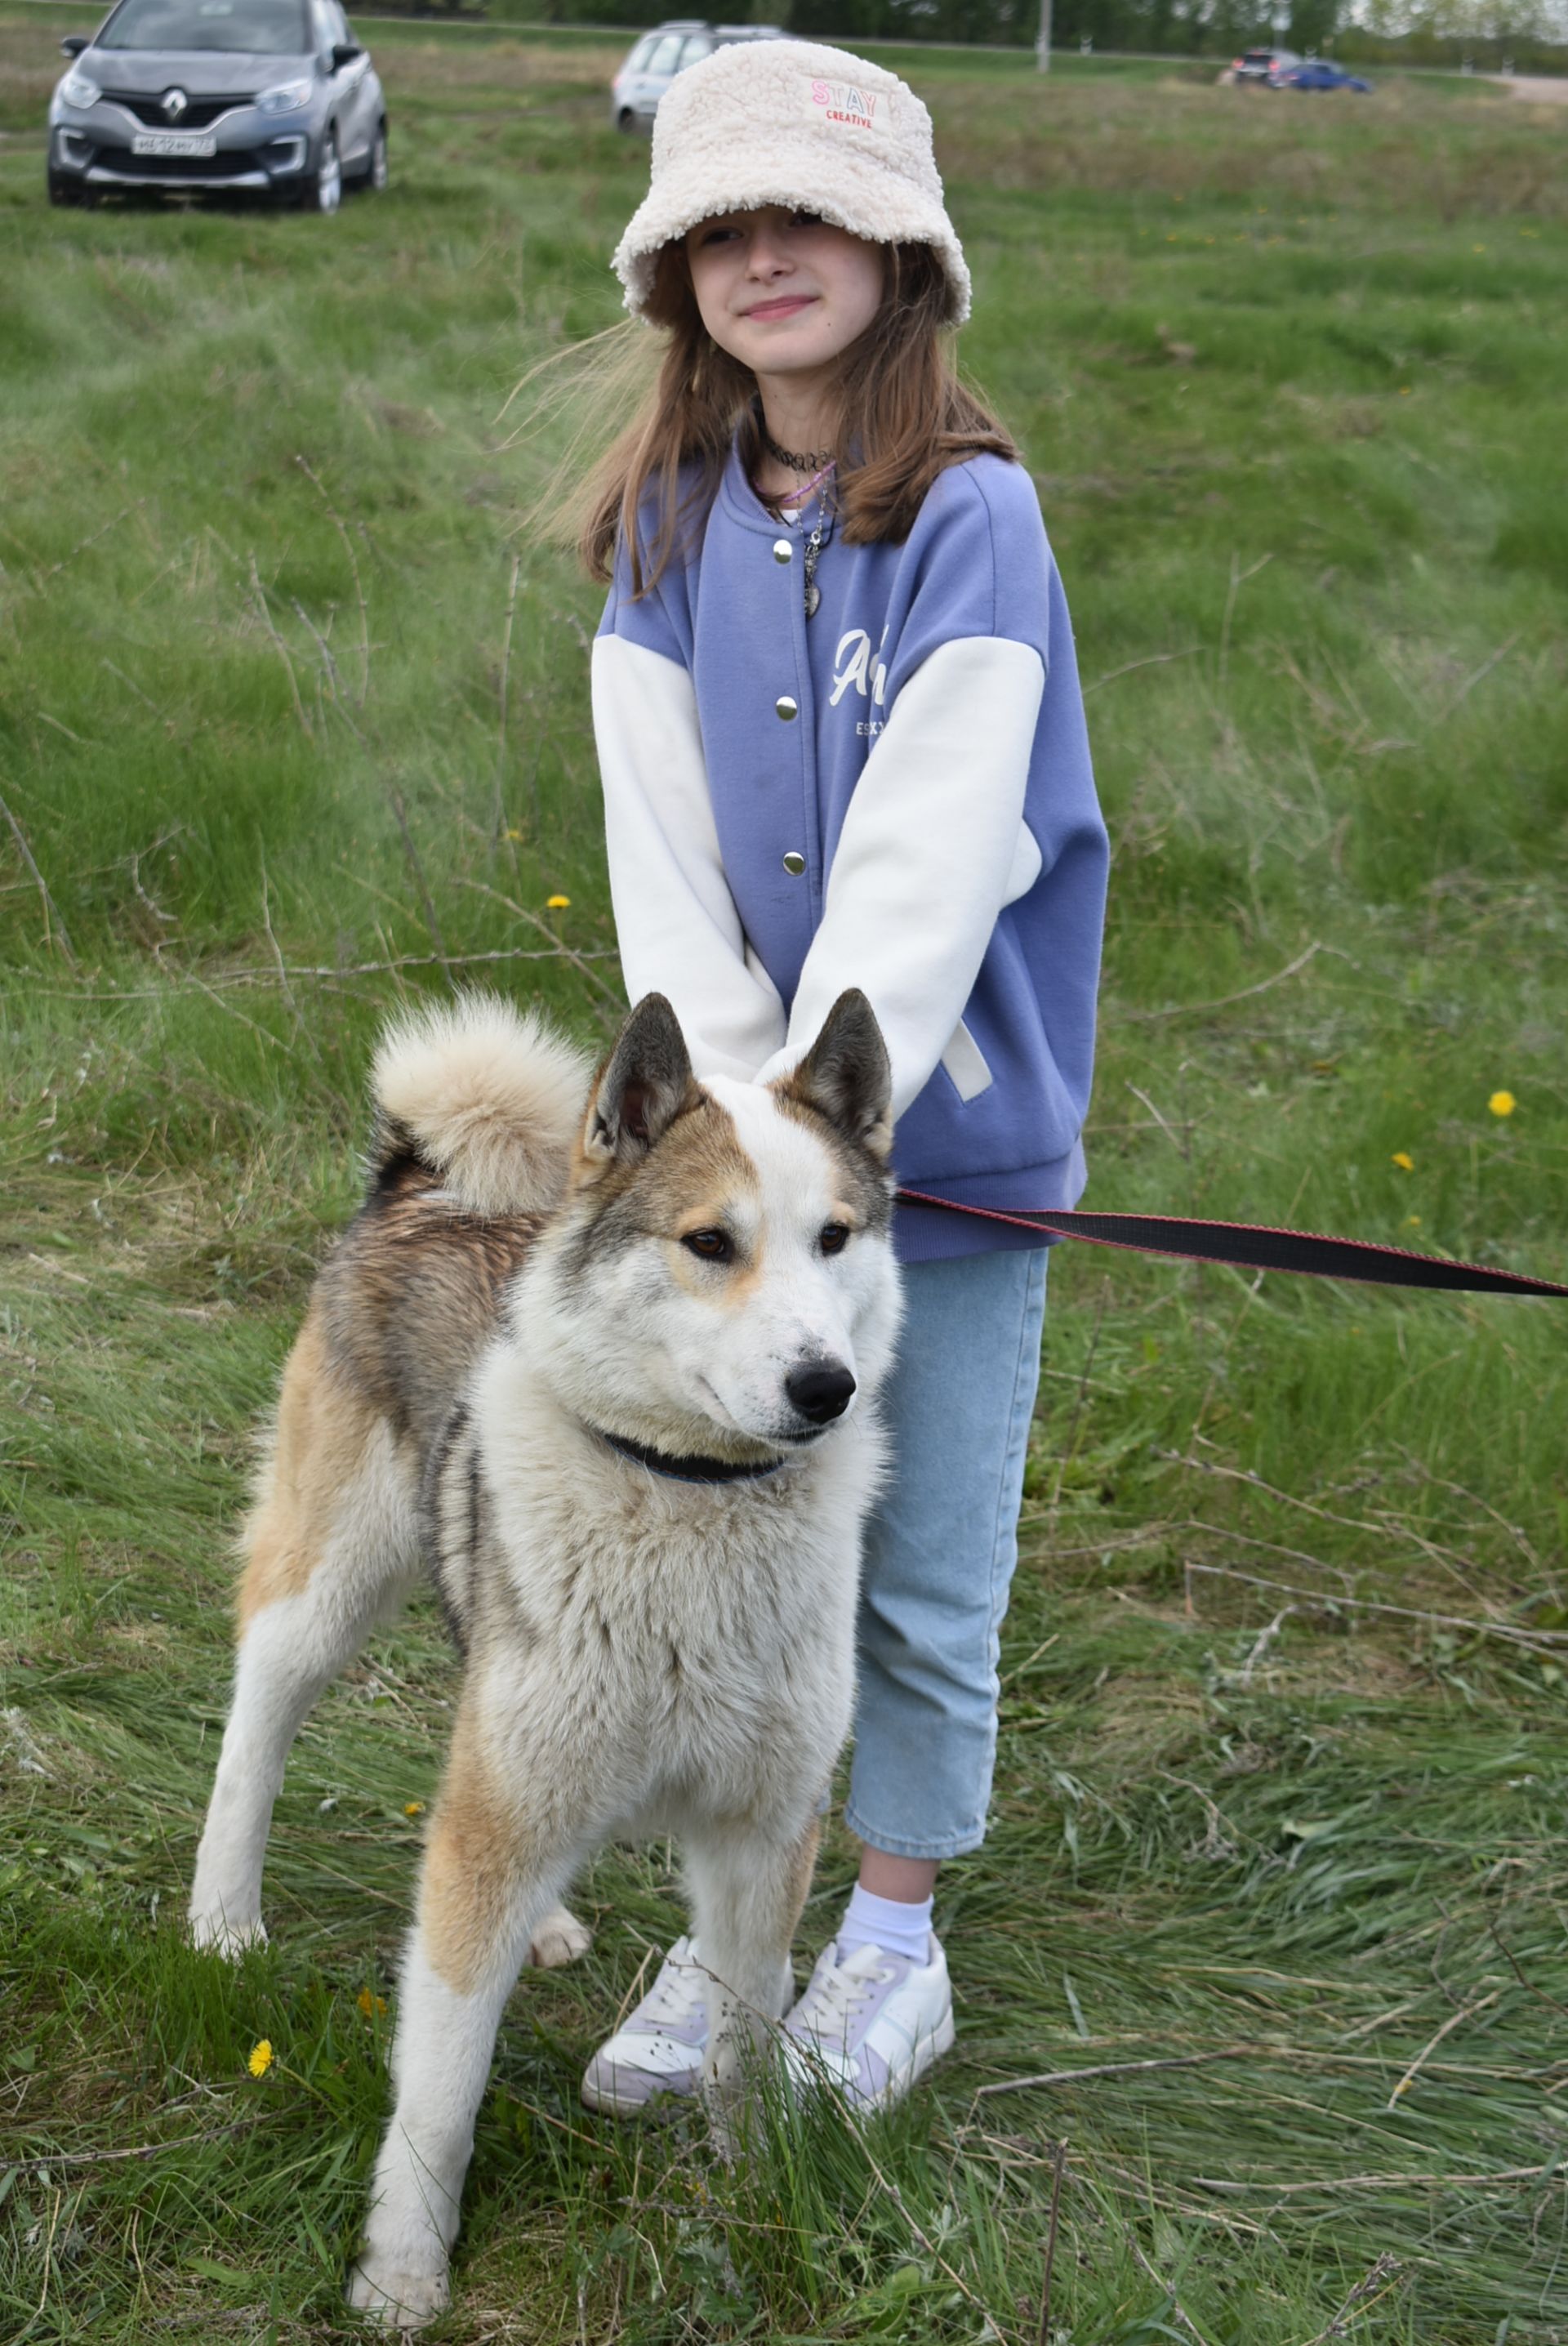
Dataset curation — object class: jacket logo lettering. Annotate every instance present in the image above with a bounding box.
[830,627,889,710]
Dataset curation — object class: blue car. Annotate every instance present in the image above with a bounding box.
[1286,61,1372,91]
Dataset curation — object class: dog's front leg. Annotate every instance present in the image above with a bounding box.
[686,1815,820,2154]
[349,1707,574,2333]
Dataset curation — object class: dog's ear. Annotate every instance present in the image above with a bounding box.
[584,993,695,1168]
[778,990,893,1164]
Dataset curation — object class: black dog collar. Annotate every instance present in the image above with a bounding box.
[597,1429,788,1486]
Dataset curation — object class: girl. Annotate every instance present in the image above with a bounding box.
[568,36,1109,2114]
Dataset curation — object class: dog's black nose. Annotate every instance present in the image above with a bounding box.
[785,1363,857,1425]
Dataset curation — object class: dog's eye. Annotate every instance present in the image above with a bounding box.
[682,1228,733,1264]
[819,1223,850,1257]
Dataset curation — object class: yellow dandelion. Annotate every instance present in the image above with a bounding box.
[1391,1151,1414,1172]
[1405,1215,1422,1229]
[403,1800,425,1818]
[546,894,570,911]
[1489,1090,1517,1117]
[357,1988,388,2020]
[505,827,523,842]
[247,2040,274,2078]
[1398,386,1412,395]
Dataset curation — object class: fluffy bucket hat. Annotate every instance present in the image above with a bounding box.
[611,38,971,328]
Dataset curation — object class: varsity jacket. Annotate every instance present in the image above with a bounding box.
[591,438,1110,1262]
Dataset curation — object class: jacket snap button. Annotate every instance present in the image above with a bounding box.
[772,538,793,565]
[782,851,806,876]
[775,694,798,721]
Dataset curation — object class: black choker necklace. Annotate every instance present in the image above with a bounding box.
[762,427,834,477]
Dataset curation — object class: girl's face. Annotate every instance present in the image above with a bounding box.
[684,207,884,386]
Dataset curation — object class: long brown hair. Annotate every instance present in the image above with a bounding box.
[533,239,1017,600]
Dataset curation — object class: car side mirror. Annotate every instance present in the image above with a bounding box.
[60,33,90,55]
[331,42,362,68]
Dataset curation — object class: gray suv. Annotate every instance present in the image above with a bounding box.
[47,0,387,210]
[1232,45,1303,83]
[610,20,784,135]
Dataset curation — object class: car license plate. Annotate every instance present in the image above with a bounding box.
[131,132,216,157]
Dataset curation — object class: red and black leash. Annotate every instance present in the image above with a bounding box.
[894,1188,1568,1299]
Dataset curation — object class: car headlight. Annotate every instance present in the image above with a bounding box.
[60,65,102,106]
[256,78,312,115]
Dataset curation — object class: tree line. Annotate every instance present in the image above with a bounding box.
[439,0,1568,78]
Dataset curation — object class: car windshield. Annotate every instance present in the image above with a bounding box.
[97,0,311,53]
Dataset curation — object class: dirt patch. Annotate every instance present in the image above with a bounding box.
[1499,73,1568,102]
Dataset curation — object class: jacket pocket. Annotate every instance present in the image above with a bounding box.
[940,1019,993,1104]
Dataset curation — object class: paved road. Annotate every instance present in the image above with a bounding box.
[1498,71,1568,99]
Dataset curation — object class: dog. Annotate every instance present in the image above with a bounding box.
[188,984,901,2330]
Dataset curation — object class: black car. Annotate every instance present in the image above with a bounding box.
[47,0,387,210]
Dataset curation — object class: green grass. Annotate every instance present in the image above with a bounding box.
[4,14,1568,2340]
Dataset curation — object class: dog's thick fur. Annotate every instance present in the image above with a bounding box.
[188,988,901,2331]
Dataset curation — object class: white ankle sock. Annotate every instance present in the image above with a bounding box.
[836,1883,934,1967]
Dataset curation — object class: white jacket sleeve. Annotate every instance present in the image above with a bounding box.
[755,636,1045,1122]
[592,632,787,1081]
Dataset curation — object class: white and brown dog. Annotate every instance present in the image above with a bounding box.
[188,987,901,2330]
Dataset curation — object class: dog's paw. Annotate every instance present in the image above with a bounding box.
[188,1908,268,1960]
[529,1903,592,1969]
[346,2258,450,2331]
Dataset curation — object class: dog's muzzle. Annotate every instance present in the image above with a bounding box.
[784,1363,857,1428]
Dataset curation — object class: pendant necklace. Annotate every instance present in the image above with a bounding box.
[801,504,831,620]
[756,416,835,620]
[769,451,835,622]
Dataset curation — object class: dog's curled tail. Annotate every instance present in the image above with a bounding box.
[370,992,591,1218]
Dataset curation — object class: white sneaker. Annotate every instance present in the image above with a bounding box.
[581,1937,793,2117]
[782,1935,956,2110]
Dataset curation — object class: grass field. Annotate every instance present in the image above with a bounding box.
[3,13,1568,2340]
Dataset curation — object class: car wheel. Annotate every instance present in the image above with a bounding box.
[300,126,341,214]
[366,119,387,191]
[47,169,87,207]
[616,106,636,132]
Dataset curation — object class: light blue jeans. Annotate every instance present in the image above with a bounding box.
[844,1247,1049,1861]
